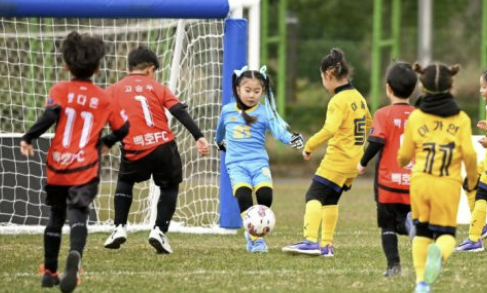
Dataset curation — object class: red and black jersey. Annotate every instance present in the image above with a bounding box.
[369,103,415,204]
[46,81,127,186]
[106,74,181,160]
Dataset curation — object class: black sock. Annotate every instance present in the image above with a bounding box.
[155,185,179,233]
[114,180,134,226]
[381,229,400,267]
[68,208,88,257]
[44,207,66,272]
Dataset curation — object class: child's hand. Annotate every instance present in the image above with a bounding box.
[196,137,210,156]
[20,141,34,157]
[215,140,226,152]
[302,150,311,160]
[479,137,487,148]
[290,133,305,149]
[477,120,487,131]
[101,144,111,155]
[357,163,366,175]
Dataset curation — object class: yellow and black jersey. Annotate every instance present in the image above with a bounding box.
[397,109,477,186]
[304,83,372,176]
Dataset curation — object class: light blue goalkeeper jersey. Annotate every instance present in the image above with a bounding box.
[215,102,292,166]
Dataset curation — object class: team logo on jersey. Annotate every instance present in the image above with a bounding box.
[230,116,237,121]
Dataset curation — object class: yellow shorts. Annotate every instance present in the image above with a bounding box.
[315,168,355,190]
[410,175,461,231]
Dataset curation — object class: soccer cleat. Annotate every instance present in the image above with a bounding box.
[320,244,334,257]
[424,243,442,285]
[252,238,268,253]
[282,240,321,256]
[405,212,416,241]
[148,226,173,254]
[39,265,60,287]
[59,251,81,293]
[414,281,430,293]
[244,231,255,252]
[104,224,127,249]
[454,238,484,252]
[383,264,401,277]
[481,224,487,240]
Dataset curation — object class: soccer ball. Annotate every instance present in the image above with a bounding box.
[243,205,276,237]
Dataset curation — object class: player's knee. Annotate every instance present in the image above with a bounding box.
[415,222,434,238]
[47,206,66,231]
[235,187,253,213]
[115,180,134,197]
[475,187,487,201]
[159,184,179,205]
[256,186,273,208]
[323,190,342,206]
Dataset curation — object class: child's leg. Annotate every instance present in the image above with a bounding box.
[44,205,66,273]
[113,179,134,226]
[255,186,272,208]
[155,184,179,233]
[377,204,400,273]
[412,222,434,283]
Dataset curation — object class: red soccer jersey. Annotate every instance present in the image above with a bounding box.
[106,74,181,160]
[369,103,415,204]
[46,80,127,186]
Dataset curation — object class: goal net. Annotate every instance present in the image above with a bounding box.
[0,17,228,234]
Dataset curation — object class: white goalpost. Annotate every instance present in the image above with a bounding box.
[0,0,260,234]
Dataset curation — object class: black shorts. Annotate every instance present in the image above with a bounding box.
[119,141,182,187]
[377,203,410,230]
[44,178,99,209]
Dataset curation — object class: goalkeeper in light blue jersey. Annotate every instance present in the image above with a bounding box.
[215,66,304,253]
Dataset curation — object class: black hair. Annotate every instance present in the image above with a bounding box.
[128,46,160,71]
[232,70,268,125]
[413,62,460,94]
[482,69,487,83]
[61,31,105,79]
[320,48,350,79]
[386,62,417,99]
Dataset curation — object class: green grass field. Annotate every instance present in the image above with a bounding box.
[0,178,484,293]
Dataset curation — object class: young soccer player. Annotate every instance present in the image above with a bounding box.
[20,31,129,293]
[103,46,210,254]
[357,62,417,276]
[455,69,487,253]
[397,62,478,293]
[215,65,304,253]
[282,48,372,257]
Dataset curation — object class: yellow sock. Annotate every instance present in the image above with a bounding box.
[303,200,322,243]
[241,211,259,241]
[467,190,476,212]
[412,236,433,283]
[321,205,339,246]
[435,234,456,261]
[469,200,487,241]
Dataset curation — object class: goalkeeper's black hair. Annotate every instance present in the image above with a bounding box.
[128,46,160,71]
[386,62,417,99]
[232,70,269,125]
[320,48,351,80]
[481,69,487,83]
[61,31,105,79]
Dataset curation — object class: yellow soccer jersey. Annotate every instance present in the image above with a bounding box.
[397,109,477,187]
[304,84,372,176]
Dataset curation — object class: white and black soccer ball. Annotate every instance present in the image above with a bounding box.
[243,205,276,237]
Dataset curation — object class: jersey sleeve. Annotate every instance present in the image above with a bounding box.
[108,100,128,131]
[397,113,415,168]
[46,83,66,109]
[368,109,386,143]
[155,83,181,110]
[304,98,342,153]
[215,108,226,144]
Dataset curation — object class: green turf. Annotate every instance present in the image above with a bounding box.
[0,178,484,293]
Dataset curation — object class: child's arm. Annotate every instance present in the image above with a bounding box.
[357,140,384,174]
[397,117,414,168]
[20,105,60,157]
[215,109,226,150]
[304,100,342,155]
